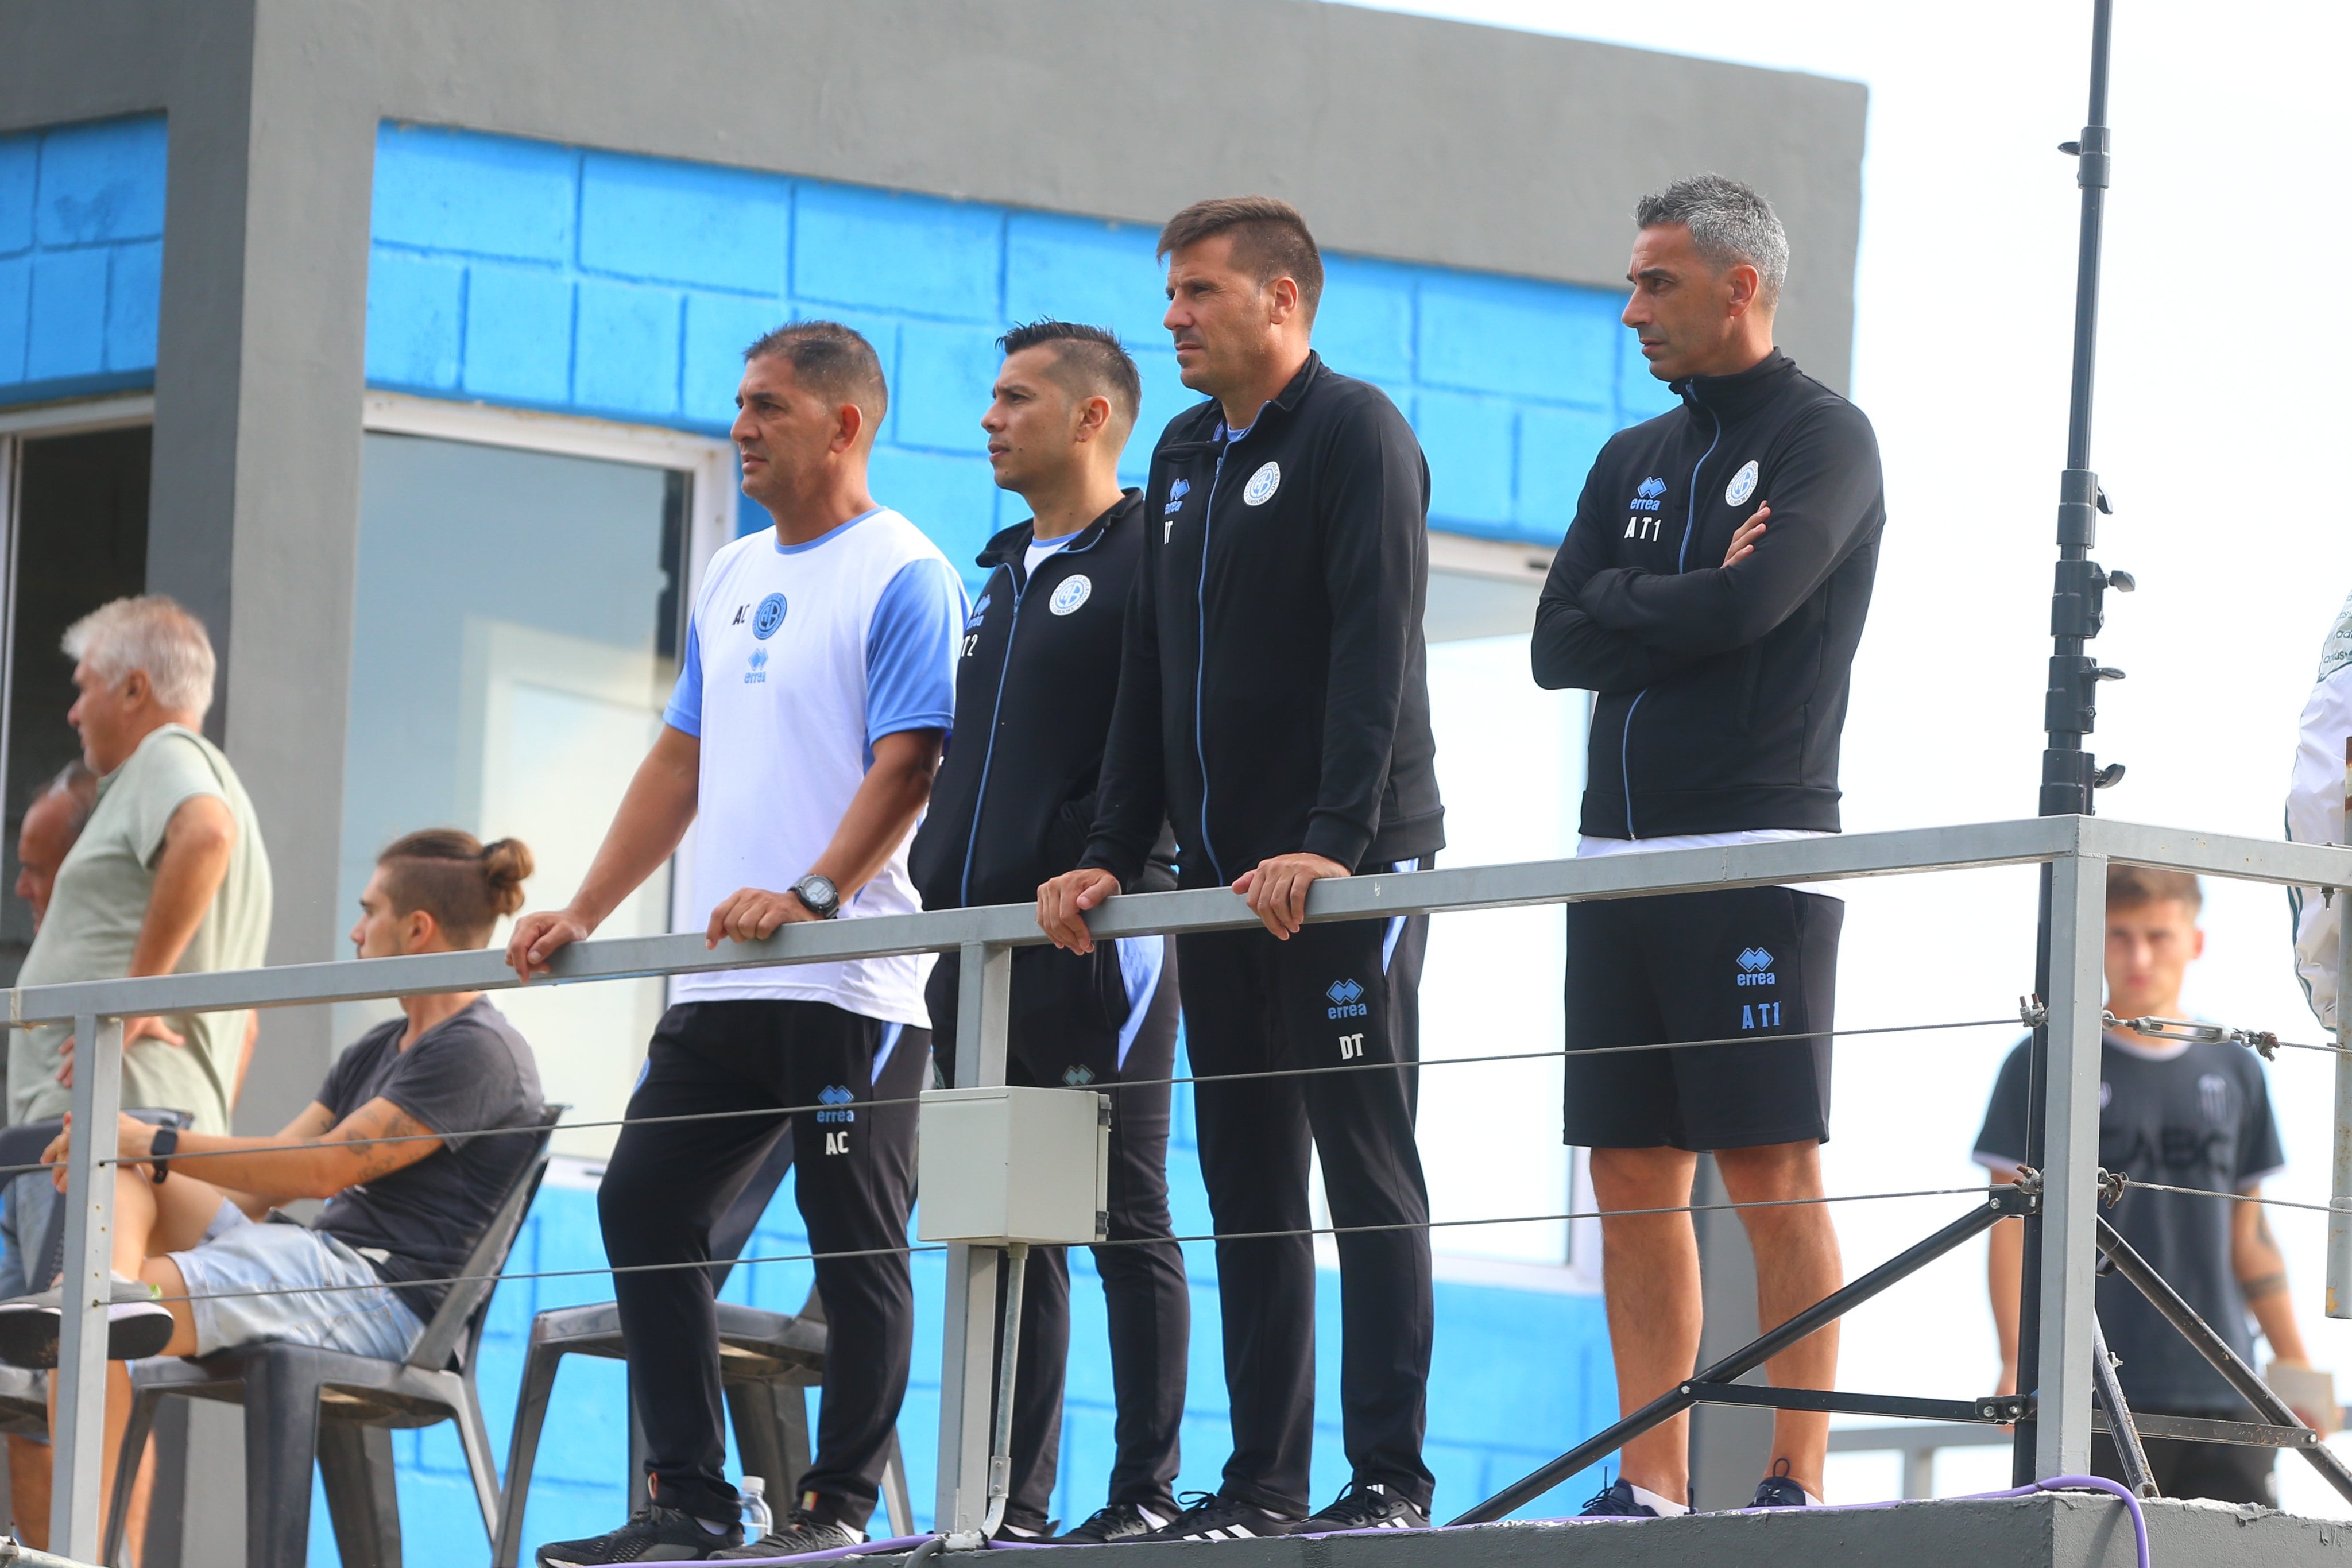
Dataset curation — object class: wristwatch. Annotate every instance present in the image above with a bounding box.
[791,874,842,920]
[148,1126,177,1185]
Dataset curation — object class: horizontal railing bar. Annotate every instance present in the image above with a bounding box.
[11,817,2352,1026]
[1825,1423,2011,1451]
[2090,1409,2319,1449]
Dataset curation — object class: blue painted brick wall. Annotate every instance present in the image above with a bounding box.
[0,115,168,407]
[357,122,1637,1561]
[366,122,1677,591]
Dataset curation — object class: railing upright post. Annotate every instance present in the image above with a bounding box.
[934,941,1011,1536]
[51,1012,122,1557]
[2328,879,2352,1318]
[2033,847,2106,1479]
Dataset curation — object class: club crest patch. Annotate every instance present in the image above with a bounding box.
[1049,575,1092,615]
[1244,462,1282,506]
[1724,460,1759,508]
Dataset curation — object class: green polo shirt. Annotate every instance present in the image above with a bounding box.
[11,725,273,1132]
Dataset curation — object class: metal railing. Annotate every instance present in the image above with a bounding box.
[10,814,2351,1556]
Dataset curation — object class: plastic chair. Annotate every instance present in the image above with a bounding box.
[102,1106,564,1568]
[492,1132,914,1566]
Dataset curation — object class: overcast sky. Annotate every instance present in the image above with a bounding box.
[1341,0,2352,1509]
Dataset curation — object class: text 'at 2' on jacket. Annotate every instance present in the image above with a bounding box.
[908,491,1175,912]
[1534,349,1885,839]
[1081,352,1445,889]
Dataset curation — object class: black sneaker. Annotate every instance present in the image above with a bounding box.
[1129,1492,1299,1542]
[1752,1474,1811,1508]
[1577,1479,1662,1518]
[710,1508,862,1559]
[536,1506,740,1565]
[1051,1500,1174,1543]
[1297,1481,1428,1534]
[0,1275,175,1368]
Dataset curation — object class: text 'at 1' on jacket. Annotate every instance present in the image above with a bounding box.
[1534,349,1885,840]
[908,491,1176,912]
[1081,351,1445,889]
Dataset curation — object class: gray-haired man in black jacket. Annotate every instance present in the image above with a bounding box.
[1534,174,1885,1520]
[1039,196,1444,1540]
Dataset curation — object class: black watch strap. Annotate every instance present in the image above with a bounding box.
[149,1126,178,1184]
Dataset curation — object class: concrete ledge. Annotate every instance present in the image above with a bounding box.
[869,1496,2352,1566]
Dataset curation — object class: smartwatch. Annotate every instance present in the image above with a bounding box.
[148,1126,178,1185]
[791,874,842,920]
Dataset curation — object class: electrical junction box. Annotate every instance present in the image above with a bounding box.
[918,1086,1111,1246]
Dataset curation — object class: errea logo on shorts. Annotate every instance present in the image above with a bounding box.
[1326,977,1368,1019]
[1735,947,1776,986]
[1244,462,1282,506]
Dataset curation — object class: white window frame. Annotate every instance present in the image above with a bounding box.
[358,392,738,959]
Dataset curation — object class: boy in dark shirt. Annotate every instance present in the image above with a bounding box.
[0,831,543,1540]
[1976,865,2330,1504]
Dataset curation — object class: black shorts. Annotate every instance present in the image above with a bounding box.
[1562,884,1840,1151]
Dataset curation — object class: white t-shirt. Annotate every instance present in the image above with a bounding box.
[662,508,966,1024]
[2288,586,2352,1032]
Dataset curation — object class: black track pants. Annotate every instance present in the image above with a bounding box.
[929,940,1190,1531]
[599,1000,928,1528]
[1175,913,1434,1515]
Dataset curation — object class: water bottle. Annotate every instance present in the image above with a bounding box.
[741,1476,775,1539]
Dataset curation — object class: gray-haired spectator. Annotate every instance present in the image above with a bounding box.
[15,762,98,928]
[3,595,273,1300]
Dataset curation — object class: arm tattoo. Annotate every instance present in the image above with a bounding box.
[2241,1271,2291,1302]
[331,1100,441,1187]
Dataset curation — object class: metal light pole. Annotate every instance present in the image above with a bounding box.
[2014,0,2130,1486]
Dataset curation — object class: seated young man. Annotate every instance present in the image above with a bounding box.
[0,830,546,1523]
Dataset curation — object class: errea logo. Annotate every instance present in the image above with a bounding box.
[1735,947,1776,987]
[816,1086,856,1124]
[1630,477,1667,512]
[744,646,769,685]
[1326,977,1368,1019]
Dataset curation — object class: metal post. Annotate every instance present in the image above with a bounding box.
[934,942,1011,1536]
[2033,850,2106,1480]
[2330,747,2352,1315]
[51,1014,122,1557]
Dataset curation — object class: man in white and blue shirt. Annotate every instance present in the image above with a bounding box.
[510,323,965,1565]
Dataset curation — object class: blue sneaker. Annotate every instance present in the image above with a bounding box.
[1753,1474,1811,1508]
[1578,1480,1662,1518]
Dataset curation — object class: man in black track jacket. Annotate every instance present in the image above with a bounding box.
[907,321,1187,1547]
[1533,175,1883,1521]
[1039,197,1444,1541]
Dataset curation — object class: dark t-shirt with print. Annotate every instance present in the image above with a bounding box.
[313,998,544,1322]
[1975,1032,2285,1412]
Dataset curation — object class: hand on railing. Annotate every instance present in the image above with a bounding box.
[1038,868,1121,954]
[1233,853,1349,940]
[505,909,594,979]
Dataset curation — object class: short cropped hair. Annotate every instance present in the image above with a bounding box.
[379,829,535,947]
[61,595,218,719]
[998,320,1142,427]
[744,320,889,429]
[2108,865,2203,916]
[29,761,98,837]
[1635,173,1790,309]
[1158,196,1324,316]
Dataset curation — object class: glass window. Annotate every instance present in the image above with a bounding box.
[340,432,691,1156]
[1417,632,1585,1265]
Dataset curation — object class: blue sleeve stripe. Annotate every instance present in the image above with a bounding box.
[866,556,968,746]
[662,609,705,737]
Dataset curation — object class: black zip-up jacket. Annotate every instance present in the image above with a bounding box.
[1534,350,1884,838]
[910,492,1175,911]
[1082,352,1444,888]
